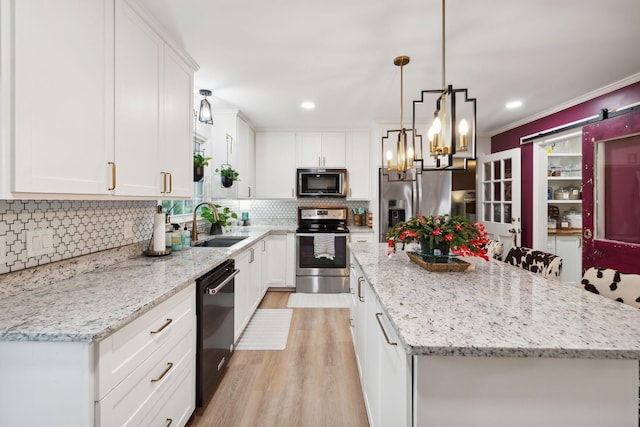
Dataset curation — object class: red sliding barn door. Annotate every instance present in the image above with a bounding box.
[582,109,640,274]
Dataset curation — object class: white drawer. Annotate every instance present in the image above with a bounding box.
[96,320,195,427]
[97,284,195,399]
[139,356,196,427]
[350,232,374,243]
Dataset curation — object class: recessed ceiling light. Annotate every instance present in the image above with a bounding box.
[506,100,523,109]
[301,101,315,110]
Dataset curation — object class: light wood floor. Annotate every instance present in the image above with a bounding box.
[187,291,369,427]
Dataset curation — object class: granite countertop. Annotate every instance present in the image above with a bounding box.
[349,242,640,359]
[0,225,295,343]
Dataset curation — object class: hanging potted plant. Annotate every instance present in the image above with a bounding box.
[216,166,239,188]
[200,204,238,235]
[193,153,211,182]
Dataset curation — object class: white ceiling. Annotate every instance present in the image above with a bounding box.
[138,0,640,135]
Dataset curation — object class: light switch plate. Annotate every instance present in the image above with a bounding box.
[26,228,55,258]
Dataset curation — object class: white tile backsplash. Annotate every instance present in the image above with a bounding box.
[0,198,370,276]
[0,200,156,275]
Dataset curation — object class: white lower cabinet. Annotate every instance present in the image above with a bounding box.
[96,284,196,427]
[234,240,266,342]
[350,254,410,427]
[552,234,582,285]
[264,233,296,289]
[350,231,375,243]
[0,284,196,427]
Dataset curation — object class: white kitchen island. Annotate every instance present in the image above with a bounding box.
[349,242,640,427]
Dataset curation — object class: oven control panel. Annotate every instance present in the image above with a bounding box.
[299,207,347,221]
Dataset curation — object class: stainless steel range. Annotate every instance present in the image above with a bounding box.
[295,207,350,293]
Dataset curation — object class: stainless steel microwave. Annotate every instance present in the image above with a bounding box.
[297,168,347,198]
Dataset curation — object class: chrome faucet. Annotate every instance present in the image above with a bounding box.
[191,202,219,242]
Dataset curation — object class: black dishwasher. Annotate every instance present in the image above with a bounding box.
[196,259,238,407]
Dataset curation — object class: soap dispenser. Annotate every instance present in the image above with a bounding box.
[171,224,182,251]
[181,225,191,248]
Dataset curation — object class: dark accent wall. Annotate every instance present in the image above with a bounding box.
[491,81,640,247]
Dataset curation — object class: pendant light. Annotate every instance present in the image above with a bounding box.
[381,56,422,182]
[412,0,476,170]
[198,89,213,125]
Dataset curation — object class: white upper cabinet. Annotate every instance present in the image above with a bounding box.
[236,118,256,199]
[9,0,114,196]
[296,132,346,167]
[209,111,255,200]
[346,131,371,199]
[0,0,197,199]
[114,0,162,197]
[114,0,195,198]
[255,132,296,199]
[160,46,194,198]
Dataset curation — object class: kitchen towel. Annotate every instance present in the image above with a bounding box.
[313,234,335,260]
[153,212,165,252]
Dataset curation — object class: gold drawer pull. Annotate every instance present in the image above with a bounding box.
[151,362,173,383]
[357,277,365,302]
[375,313,397,346]
[107,162,116,190]
[150,318,173,334]
[165,418,173,427]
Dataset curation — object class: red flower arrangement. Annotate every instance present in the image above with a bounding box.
[385,214,489,260]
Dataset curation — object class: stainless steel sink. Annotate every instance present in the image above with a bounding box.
[198,236,248,248]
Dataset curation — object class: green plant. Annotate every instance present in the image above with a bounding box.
[385,214,488,259]
[215,167,239,181]
[194,153,212,167]
[200,204,238,228]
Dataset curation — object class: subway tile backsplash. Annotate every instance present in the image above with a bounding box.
[0,198,369,276]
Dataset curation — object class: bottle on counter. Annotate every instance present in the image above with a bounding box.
[181,225,191,248]
[171,223,182,251]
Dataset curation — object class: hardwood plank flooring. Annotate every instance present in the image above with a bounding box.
[188,291,369,427]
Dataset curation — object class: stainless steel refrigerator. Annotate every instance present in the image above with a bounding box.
[379,168,452,242]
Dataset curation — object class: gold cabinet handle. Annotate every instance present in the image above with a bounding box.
[165,419,173,427]
[160,172,167,194]
[249,248,254,263]
[167,172,172,193]
[357,277,364,302]
[375,313,397,346]
[349,318,354,327]
[150,318,173,334]
[248,186,251,198]
[108,162,116,190]
[150,362,174,383]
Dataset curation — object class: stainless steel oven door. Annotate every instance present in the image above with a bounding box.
[295,233,349,277]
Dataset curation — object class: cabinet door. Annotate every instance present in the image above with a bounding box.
[234,249,251,342]
[296,132,322,167]
[248,244,263,314]
[255,132,296,199]
[350,232,374,243]
[285,233,297,288]
[321,132,346,167]
[346,132,371,199]
[555,235,582,285]
[114,0,161,196]
[236,118,255,199]
[363,278,378,425]
[376,299,410,427]
[12,0,113,195]
[210,112,237,199]
[160,46,193,198]
[264,234,287,286]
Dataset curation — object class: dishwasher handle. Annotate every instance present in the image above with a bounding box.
[205,269,240,295]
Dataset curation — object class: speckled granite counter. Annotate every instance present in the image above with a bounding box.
[0,225,295,343]
[349,242,640,359]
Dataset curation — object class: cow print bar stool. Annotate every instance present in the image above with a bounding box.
[503,246,563,280]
